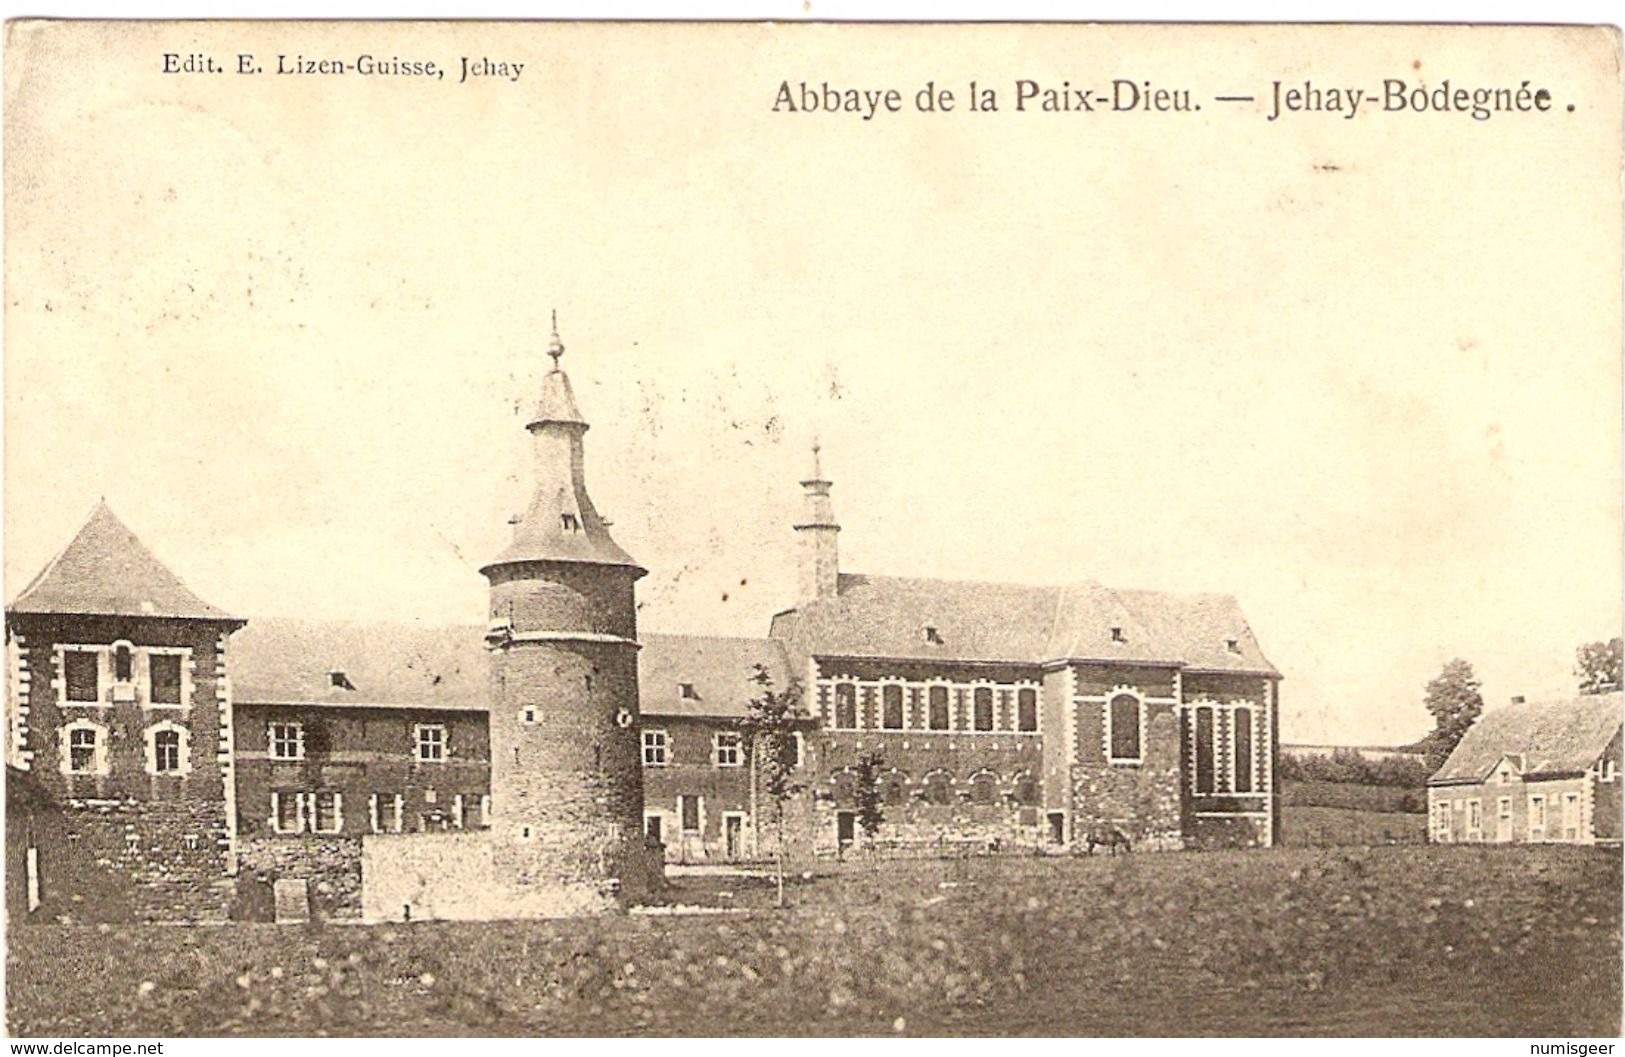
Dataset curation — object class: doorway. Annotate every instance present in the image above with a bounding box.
[1047,811,1066,845]
[836,810,856,848]
[723,813,745,860]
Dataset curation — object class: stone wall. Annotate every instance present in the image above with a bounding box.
[1069,709,1183,851]
[54,798,234,922]
[237,834,363,920]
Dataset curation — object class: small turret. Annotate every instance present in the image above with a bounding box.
[794,439,840,604]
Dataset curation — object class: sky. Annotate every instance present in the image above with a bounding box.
[4,22,1620,745]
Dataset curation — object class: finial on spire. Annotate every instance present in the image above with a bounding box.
[810,437,822,479]
[547,309,565,370]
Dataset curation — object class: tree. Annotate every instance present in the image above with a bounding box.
[851,749,886,848]
[1420,658,1483,772]
[738,663,805,908]
[1576,638,1623,695]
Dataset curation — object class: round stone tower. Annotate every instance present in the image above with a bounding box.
[480,315,655,912]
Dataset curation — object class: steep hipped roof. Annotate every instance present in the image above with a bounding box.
[230,617,489,711]
[1429,692,1623,785]
[7,501,237,622]
[228,618,785,719]
[639,633,791,718]
[770,573,1277,674]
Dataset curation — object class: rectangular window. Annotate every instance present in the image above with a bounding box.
[480,795,492,827]
[928,686,950,730]
[1498,796,1512,819]
[415,724,446,762]
[834,684,857,729]
[714,732,742,768]
[370,793,383,834]
[973,688,994,732]
[269,722,304,761]
[1233,708,1254,793]
[790,731,804,768]
[680,794,701,833]
[1432,799,1452,841]
[1530,795,1546,838]
[642,730,668,766]
[64,650,99,703]
[149,654,183,705]
[67,727,98,773]
[1017,688,1038,732]
[314,792,342,834]
[1467,799,1482,835]
[152,729,182,773]
[882,685,904,729]
[273,791,301,833]
[1194,706,1215,793]
[1563,793,1580,840]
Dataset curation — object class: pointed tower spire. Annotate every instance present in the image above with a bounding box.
[794,438,840,604]
[482,317,640,572]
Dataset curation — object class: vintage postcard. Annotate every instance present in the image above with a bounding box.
[2,19,1620,1039]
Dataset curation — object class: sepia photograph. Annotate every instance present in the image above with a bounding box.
[2,17,1621,1039]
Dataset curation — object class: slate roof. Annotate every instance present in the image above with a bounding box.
[769,573,1277,674]
[228,618,786,719]
[230,617,489,711]
[638,633,791,719]
[7,501,237,622]
[1429,692,1623,785]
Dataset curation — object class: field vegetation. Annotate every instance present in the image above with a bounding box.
[8,845,1617,1037]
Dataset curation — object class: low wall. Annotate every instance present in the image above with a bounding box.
[237,835,363,920]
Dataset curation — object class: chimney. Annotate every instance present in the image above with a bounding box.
[1510,695,1526,705]
[793,440,840,604]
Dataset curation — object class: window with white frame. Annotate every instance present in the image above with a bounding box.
[62,721,107,775]
[1602,758,1618,783]
[973,688,995,732]
[272,791,301,833]
[1017,688,1039,733]
[1107,693,1143,763]
[1466,798,1482,836]
[714,731,743,768]
[146,723,188,776]
[642,729,669,766]
[1530,794,1546,837]
[148,653,184,706]
[833,683,857,729]
[790,731,804,769]
[63,649,100,703]
[1562,793,1580,839]
[414,723,447,762]
[269,722,304,761]
[314,791,342,834]
[927,686,951,730]
[1232,706,1255,793]
[881,685,905,730]
[111,643,134,685]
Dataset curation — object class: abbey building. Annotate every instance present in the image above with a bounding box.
[5,322,1280,923]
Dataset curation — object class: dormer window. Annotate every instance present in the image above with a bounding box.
[561,513,580,532]
[679,682,698,700]
[1225,638,1241,654]
[1110,627,1126,643]
[923,626,944,645]
[329,670,356,691]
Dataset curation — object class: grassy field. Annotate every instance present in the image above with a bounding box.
[1281,805,1427,846]
[7,845,1618,1037]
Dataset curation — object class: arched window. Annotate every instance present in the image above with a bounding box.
[973,688,994,732]
[882,685,904,729]
[969,770,997,804]
[61,720,108,776]
[1012,770,1040,806]
[928,686,951,730]
[831,769,857,808]
[881,769,909,806]
[1108,693,1142,762]
[1194,705,1216,794]
[1232,706,1254,793]
[834,683,857,729]
[146,722,191,777]
[1017,688,1039,732]
[921,769,954,805]
[112,643,133,684]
